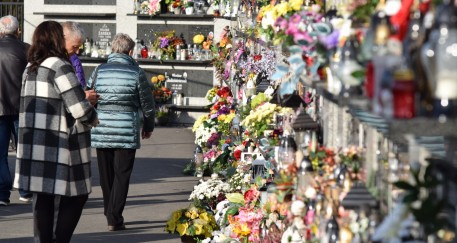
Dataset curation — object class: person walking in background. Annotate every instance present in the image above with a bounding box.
[13,21,99,243]
[61,21,98,105]
[86,33,155,231]
[0,15,33,205]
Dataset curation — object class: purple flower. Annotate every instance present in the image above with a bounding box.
[289,13,302,24]
[275,17,288,30]
[159,37,169,48]
[319,30,340,49]
[206,132,221,149]
[210,113,218,120]
[217,106,230,115]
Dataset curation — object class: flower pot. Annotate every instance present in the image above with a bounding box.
[174,7,182,14]
[155,116,169,126]
[185,7,194,15]
[180,235,205,243]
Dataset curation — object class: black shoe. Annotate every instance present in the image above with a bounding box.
[108,224,126,231]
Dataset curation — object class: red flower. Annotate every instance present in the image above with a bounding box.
[244,188,260,203]
[253,55,262,61]
[234,150,242,160]
[217,87,232,98]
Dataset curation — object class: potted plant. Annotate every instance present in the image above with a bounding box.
[184,0,194,15]
[165,205,218,243]
[155,106,170,126]
[171,0,183,14]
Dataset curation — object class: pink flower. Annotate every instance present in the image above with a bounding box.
[148,0,160,14]
[244,188,260,204]
[293,31,313,46]
[274,17,288,30]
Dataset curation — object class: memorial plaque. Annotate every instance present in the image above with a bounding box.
[164,73,188,94]
[144,69,212,97]
[79,23,116,47]
[97,24,113,48]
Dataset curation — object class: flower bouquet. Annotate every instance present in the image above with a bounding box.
[165,205,218,241]
[143,0,161,15]
[189,178,231,210]
[152,30,185,60]
[151,74,173,103]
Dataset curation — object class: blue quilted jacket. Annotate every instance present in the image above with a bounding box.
[86,53,155,149]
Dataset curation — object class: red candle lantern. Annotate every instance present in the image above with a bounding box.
[392,69,415,119]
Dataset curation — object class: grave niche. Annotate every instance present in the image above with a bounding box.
[45,0,115,5]
[79,23,115,48]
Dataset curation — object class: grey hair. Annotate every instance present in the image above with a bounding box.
[0,15,19,35]
[111,33,135,54]
[61,21,85,41]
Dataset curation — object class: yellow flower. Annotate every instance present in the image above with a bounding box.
[275,2,290,17]
[192,115,208,132]
[158,74,165,81]
[199,212,210,222]
[233,223,250,236]
[224,113,235,123]
[288,0,303,11]
[172,210,182,222]
[166,219,176,232]
[151,76,158,83]
[217,114,227,122]
[194,223,204,235]
[187,207,199,219]
[193,34,205,44]
[176,222,189,236]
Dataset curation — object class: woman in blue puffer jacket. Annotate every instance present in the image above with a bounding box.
[86,33,155,231]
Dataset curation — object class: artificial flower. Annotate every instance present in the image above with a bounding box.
[176,222,189,236]
[147,0,161,15]
[193,34,205,44]
[288,0,304,11]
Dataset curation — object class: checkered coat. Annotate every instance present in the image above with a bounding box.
[13,57,98,196]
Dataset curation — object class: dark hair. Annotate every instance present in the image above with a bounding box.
[28,21,68,73]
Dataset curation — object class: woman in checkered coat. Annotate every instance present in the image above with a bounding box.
[13,21,99,243]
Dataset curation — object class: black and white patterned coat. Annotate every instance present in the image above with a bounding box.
[13,57,98,196]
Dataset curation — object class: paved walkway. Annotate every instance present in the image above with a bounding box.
[0,127,198,243]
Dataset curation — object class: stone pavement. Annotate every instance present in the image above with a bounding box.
[0,127,198,243]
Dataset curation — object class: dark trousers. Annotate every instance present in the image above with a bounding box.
[33,193,88,243]
[96,148,136,226]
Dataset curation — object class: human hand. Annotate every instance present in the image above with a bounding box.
[85,90,99,106]
[93,118,100,127]
[141,130,152,139]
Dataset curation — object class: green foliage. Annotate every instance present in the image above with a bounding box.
[351,0,379,24]
[211,147,231,175]
[393,164,451,236]
[250,92,270,110]
[222,205,240,226]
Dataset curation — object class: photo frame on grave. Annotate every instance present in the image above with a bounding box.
[240,152,263,163]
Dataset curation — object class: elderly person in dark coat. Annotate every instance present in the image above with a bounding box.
[0,15,32,205]
[13,20,98,243]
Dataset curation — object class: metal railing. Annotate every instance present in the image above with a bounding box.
[0,0,24,40]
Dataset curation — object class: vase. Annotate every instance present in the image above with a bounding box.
[174,7,182,14]
[185,7,194,15]
[169,5,175,12]
[180,235,204,243]
[155,116,169,126]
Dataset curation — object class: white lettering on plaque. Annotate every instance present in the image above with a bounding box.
[97,24,112,48]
